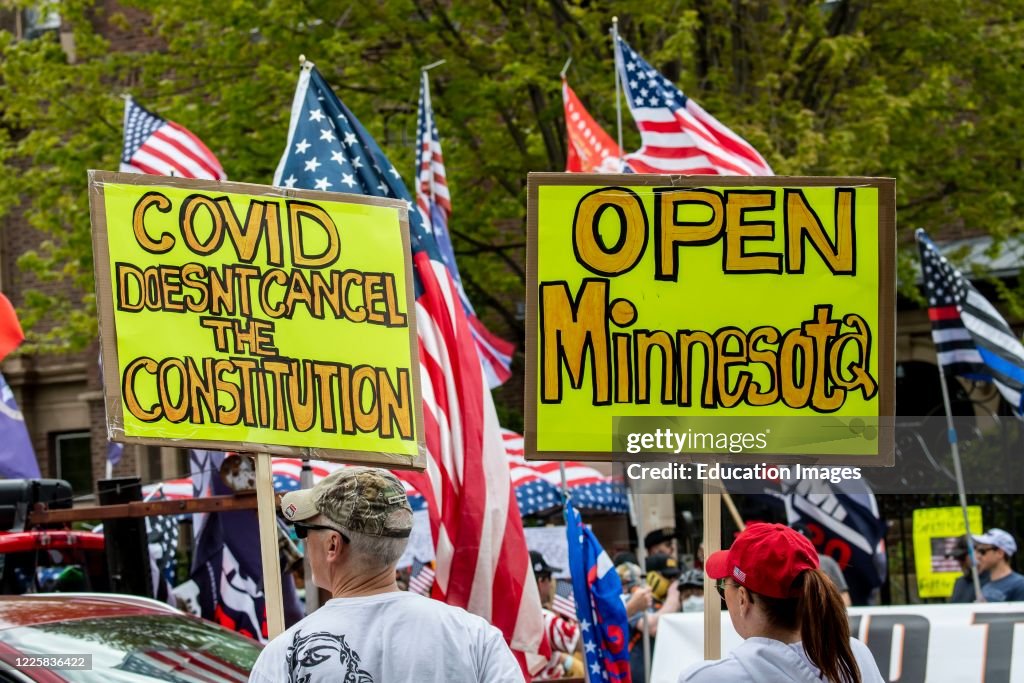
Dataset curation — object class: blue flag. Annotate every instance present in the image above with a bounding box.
[565,499,631,682]
[785,478,887,605]
[0,371,39,479]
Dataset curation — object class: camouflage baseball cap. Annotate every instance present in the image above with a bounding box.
[280,467,413,538]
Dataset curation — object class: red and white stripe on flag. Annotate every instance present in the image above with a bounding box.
[615,37,772,176]
[408,566,436,596]
[399,254,545,663]
[562,78,624,173]
[625,98,773,176]
[120,96,226,180]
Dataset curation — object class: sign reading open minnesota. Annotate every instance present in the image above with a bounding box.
[89,171,425,469]
[526,174,895,465]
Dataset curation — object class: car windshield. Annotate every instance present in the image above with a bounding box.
[0,614,261,682]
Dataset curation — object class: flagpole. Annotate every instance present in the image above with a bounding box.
[935,366,985,602]
[255,452,286,638]
[611,17,624,172]
[622,485,655,683]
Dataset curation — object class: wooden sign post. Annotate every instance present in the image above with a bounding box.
[88,172,426,639]
[256,453,286,638]
[703,482,721,660]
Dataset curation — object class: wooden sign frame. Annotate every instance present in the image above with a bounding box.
[89,170,426,471]
[525,173,896,466]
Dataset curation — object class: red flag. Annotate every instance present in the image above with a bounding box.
[0,293,25,362]
[562,77,625,173]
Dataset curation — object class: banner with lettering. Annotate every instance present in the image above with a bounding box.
[652,605,1024,683]
[914,506,983,599]
[89,172,424,467]
[525,174,895,464]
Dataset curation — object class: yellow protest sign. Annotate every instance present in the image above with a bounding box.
[525,174,895,463]
[913,506,982,599]
[89,172,424,468]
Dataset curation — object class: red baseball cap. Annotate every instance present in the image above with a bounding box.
[704,523,819,599]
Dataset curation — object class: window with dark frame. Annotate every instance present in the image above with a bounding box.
[52,431,92,497]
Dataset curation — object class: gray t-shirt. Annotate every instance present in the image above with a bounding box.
[248,592,523,683]
[980,571,1024,602]
[949,571,989,603]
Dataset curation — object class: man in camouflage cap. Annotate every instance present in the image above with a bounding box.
[249,467,522,683]
[280,466,414,541]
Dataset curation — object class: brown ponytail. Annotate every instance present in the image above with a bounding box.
[755,569,860,683]
[798,569,860,683]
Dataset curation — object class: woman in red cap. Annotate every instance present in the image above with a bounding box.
[678,523,884,683]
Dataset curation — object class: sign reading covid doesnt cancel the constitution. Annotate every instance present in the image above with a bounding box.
[525,174,895,464]
[89,171,424,468]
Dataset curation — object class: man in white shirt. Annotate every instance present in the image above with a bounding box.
[248,467,523,683]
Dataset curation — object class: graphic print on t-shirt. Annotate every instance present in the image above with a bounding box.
[286,630,373,683]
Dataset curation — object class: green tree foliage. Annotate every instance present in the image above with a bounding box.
[1,0,1022,415]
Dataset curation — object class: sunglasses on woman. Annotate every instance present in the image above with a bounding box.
[293,521,350,544]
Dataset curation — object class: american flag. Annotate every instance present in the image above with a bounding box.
[537,606,581,679]
[503,430,629,517]
[562,77,627,173]
[144,485,180,602]
[408,561,436,596]
[146,457,429,511]
[416,72,514,388]
[614,36,772,176]
[552,579,577,621]
[120,96,226,180]
[145,436,624,518]
[273,62,544,669]
[917,228,1024,412]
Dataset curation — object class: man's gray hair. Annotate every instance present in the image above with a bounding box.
[341,526,408,571]
[312,513,409,572]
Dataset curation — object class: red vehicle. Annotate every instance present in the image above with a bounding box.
[0,480,110,595]
[0,594,261,682]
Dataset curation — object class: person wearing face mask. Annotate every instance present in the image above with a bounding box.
[678,523,884,683]
[677,569,705,613]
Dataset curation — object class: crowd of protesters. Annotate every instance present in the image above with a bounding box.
[260,465,1024,682]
